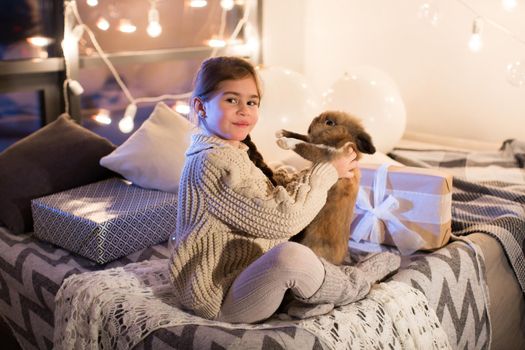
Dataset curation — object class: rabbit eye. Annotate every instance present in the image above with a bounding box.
[325,119,335,126]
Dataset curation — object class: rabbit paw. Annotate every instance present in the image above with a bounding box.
[275,129,285,138]
[276,137,301,150]
[276,137,291,150]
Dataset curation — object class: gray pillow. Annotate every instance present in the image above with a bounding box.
[0,114,116,234]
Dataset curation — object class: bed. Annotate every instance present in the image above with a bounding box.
[0,138,524,349]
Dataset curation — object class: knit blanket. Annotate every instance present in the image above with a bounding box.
[389,138,525,295]
[53,259,450,350]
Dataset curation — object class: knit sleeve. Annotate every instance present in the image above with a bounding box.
[199,149,339,239]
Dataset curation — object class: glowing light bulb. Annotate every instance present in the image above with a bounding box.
[174,101,190,115]
[119,116,135,133]
[93,109,111,125]
[468,34,482,52]
[147,22,162,37]
[118,19,137,33]
[119,104,137,133]
[220,0,235,10]
[87,0,98,7]
[418,1,441,26]
[147,7,162,37]
[61,25,84,58]
[506,59,525,87]
[502,0,518,11]
[208,38,226,48]
[190,0,207,8]
[97,17,110,31]
[26,36,54,47]
[468,18,483,53]
[68,80,84,95]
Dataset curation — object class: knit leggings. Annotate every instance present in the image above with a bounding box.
[215,241,325,324]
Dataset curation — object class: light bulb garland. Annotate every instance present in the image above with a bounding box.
[190,0,208,8]
[147,1,162,38]
[63,0,255,133]
[96,17,110,31]
[468,17,483,53]
[63,0,524,133]
[420,0,525,87]
[502,0,518,12]
[93,109,111,124]
[455,0,525,85]
[455,0,525,47]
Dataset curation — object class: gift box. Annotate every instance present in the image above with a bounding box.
[31,178,177,264]
[349,164,452,255]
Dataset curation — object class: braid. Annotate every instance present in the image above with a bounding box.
[242,135,277,186]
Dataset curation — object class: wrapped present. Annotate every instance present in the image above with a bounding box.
[349,163,452,255]
[31,178,177,264]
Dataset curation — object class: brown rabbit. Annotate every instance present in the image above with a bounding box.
[276,111,376,265]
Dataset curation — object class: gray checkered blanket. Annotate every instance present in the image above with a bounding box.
[389,138,525,294]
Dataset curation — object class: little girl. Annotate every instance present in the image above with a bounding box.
[169,56,400,323]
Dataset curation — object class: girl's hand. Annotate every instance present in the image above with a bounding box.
[330,149,358,179]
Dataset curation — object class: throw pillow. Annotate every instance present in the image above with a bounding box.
[100,102,194,193]
[0,114,116,234]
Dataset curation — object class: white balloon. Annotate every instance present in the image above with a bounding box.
[323,66,407,153]
[251,66,322,164]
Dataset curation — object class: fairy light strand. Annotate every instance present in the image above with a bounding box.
[455,0,525,46]
[63,0,252,128]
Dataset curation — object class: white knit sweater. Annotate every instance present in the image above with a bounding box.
[169,132,338,319]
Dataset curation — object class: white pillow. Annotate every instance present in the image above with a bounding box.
[100,102,194,193]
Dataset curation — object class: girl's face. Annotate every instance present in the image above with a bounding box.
[199,77,260,145]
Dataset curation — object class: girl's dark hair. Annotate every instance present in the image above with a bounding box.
[243,135,277,186]
[192,56,276,185]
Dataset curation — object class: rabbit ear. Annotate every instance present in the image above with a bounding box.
[356,131,376,154]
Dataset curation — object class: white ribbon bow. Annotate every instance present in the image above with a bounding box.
[350,164,426,256]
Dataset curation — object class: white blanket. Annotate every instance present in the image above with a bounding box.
[54,259,450,350]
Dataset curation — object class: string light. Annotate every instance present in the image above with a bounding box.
[63,4,87,114]
[220,0,235,10]
[147,1,162,37]
[26,36,54,47]
[93,109,112,124]
[63,0,256,133]
[118,19,137,33]
[451,0,525,86]
[174,101,191,115]
[62,24,84,58]
[86,0,98,7]
[468,17,483,52]
[190,0,208,8]
[502,0,518,12]
[119,103,137,133]
[96,17,110,31]
[67,79,84,95]
[207,38,226,48]
[119,116,135,133]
